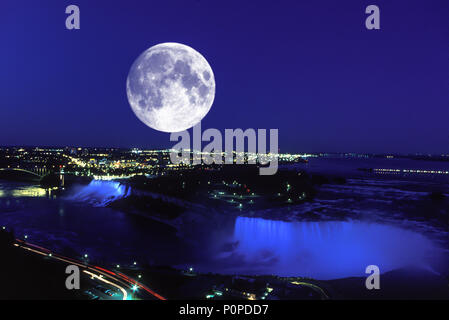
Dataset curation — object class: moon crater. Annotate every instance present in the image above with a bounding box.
[126,42,215,132]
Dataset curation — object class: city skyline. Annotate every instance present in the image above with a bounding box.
[1,144,449,158]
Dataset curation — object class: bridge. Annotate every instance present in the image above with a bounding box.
[0,167,52,182]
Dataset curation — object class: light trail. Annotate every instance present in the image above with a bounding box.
[22,246,48,257]
[116,271,166,300]
[14,239,167,301]
[83,270,128,300]
[291,281,329,300]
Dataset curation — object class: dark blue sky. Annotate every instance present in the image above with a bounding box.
[0,0,448,154]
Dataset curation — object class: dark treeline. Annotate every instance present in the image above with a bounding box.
[128,165,346,207]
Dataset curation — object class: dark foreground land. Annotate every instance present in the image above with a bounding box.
[0,229,83,299]
[1,228,448,300]
[326,268,449,300]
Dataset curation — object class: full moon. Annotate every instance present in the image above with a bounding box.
[126,42,216,132]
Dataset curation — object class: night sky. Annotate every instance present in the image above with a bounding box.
[0,0,448,154]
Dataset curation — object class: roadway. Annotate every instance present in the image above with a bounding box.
[14,239,166,300]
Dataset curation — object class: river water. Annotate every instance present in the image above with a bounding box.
[0,157,448,280]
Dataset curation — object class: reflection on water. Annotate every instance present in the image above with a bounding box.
[0,181,188,265]
[0,180,446,280]
[233,217,442,279]
[0,184,51,198]
[12,186,49,198]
